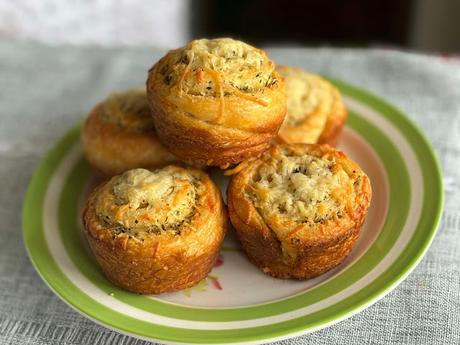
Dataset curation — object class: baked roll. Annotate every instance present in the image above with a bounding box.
[146,38,286,168]
[227,144,371,279]
[81,88,178,176]
[277,66,347,146]
[82,166,227,294]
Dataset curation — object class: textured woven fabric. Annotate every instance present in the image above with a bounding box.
[0,41,459,345]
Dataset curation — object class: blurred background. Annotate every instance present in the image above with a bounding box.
[0,0,458,52]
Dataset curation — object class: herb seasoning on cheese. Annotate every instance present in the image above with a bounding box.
[94,167,201,239]
[246,148,356,233]
[102,89,154,132]
[157,38,277,96]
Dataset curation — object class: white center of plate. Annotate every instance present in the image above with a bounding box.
[154,126,389,307]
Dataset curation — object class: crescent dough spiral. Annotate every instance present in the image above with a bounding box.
[81,88,178,176]
[146,38,286,168]
[82,166,227,294]
[227,144,371,279]
[277,66,347,146]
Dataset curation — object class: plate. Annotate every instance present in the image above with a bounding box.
[22,79,443,344]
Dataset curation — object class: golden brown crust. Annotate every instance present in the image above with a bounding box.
[317,85,347,146]
[227,144,371,279]
[276,66,347,146]
[146,38,286,168]
[81,89,178,176]
[82,166,227,294]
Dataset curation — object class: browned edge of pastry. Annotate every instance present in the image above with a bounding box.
[317,88,348,146]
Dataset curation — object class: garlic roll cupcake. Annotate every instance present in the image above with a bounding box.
[227,144,371,279]
[82,166,227,294]
[277,66,347,146]
[147,38,286,168]
[82,88,178,176]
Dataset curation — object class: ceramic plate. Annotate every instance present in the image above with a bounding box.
[23,79,443,344]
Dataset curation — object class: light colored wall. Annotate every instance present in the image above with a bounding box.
[1,0,458,52]
[0,0,190,47]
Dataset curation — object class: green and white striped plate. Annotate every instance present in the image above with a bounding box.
[22,79,443,344]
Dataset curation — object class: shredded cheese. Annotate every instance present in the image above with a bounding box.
[246,150,356,234]
[102,88,154,132]
[160,38,276,98]
[95,167,201,239]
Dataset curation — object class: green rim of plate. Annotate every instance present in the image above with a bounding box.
[22,79,444,344]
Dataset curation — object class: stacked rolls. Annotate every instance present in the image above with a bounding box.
[81,37,371,294]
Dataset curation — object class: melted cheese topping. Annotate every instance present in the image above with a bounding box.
[102,88,154,132]
[158,38,277,96]
[95,167,200,239]
[278,67,332,130]
[247,150,355,231]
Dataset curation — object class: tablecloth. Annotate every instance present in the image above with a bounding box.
[0,40,459,344]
